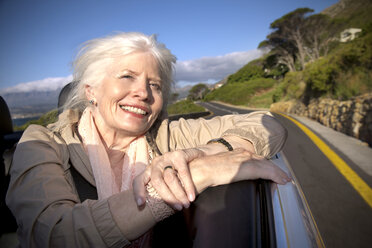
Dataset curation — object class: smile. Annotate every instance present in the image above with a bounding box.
[120,105,148,115]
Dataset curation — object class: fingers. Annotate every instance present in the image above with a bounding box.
[163,167,190,208]
[151,164,184,210]
[268,164,292,185]
[251,153,291,184]
[133,163,184,210]
[208,149,291,186]
[151,149,201,205]
[138,148,204,210]
[169,148,205,201]
[241,153,291,185]
[133,168,151,206]
[171,150,197,201]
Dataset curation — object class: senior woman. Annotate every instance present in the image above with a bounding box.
[6,32,290,247]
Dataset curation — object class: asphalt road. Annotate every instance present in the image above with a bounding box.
[198,101,372,248]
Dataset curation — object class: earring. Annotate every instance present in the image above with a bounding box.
[89,99,95,105]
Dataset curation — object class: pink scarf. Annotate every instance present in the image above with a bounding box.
[78,108,149,200]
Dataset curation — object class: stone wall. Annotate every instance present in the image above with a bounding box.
[270,93,372,146]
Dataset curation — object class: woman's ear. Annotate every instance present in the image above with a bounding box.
[85,84,95,102]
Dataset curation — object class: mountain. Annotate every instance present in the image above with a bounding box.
[172,85,193,100]
[322,0,372,28]
[1,89,62,118]
[322,0,371,18]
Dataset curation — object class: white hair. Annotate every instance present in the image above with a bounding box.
[60,32,176,126]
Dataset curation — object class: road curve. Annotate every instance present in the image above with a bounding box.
[198,101,372,248]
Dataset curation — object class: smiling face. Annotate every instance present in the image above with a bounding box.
[85,52,164,138]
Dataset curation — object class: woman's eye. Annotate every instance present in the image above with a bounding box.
[150,83,161,91]
[122,75,133,79]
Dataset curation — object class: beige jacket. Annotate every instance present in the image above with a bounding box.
[6,110,287,248]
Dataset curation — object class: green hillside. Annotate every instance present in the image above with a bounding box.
[204,0,372,108]
[14,109,58,131]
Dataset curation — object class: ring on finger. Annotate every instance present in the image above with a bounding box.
[163,165,174,172]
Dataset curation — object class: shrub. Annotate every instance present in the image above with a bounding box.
[272,83,285,103]
[303,58,338,95]
[334,69,372,100]
[275,71,306,101]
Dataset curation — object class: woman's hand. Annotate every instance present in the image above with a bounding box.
[189,148,291,194]
[133,148,205,210]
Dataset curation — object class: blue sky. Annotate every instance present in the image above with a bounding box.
[0,0,338,92]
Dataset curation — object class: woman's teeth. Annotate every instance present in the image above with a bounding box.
[120,105,147,115]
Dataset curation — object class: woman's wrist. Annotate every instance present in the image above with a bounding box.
[188,157,212,194]
[196,142,229,156]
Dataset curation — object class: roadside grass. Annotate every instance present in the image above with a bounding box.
[205,78,276,106]
[167,99,205,115]
[248,88,276,108]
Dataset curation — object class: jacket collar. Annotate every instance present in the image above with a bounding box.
[58,109,96,187]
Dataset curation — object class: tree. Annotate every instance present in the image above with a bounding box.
[259,8,341,72]
[259,8,314,71]
[262,53,289,79]
[303,14,340,61]
[259,36,298,72]
[273,8,313,70]
[187,83,209,101]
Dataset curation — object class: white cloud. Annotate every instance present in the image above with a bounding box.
[0,75,73,94]
[0,48,268,93]
[174,49,267,85]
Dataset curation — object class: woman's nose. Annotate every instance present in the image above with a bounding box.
[132,78,150,100]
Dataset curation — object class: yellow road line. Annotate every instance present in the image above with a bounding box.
[277,112,372,208]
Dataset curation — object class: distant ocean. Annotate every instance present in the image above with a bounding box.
[12,116,40,127]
